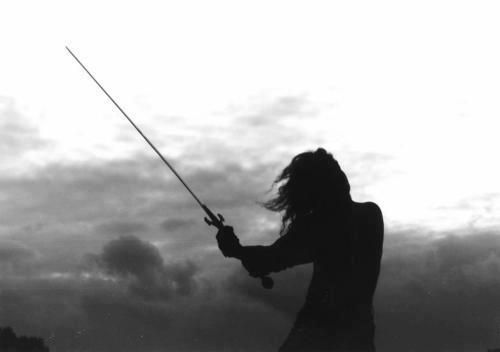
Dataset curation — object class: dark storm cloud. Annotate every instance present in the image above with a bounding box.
[0,158,188,282]
[90,236,199,300]
[0,157,186,231]
[77,286,287,352]
[0,278,89,337]
[0,266,285,352]
[0,240,37,265]
[0,151,282,283]
[376,230,500,352]
[0,152,275,233]
[79,290,174,351]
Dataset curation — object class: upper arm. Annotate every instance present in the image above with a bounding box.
[270,232,316,270]
[240,227,315,277]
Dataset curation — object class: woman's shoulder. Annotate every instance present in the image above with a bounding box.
[353,201,382,218]
[352,201,384,244]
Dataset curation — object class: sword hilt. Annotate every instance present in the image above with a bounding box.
[202,204,225,229]
[203,204,274,290]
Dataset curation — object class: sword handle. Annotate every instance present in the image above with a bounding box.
[203,204,274,290]
[202,204,225,229]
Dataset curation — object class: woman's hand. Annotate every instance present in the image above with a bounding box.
[216,226,242,258]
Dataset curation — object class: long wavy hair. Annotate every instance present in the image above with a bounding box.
[264,148,352,235]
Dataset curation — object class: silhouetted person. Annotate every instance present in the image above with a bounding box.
[216,148,384,351]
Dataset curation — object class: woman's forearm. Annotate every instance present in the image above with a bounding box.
[238,239,314,277]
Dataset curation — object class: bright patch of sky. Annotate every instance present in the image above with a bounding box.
[1,1,500,231]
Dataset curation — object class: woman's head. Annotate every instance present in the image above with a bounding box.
[264,148,351,234]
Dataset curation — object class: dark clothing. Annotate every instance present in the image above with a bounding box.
[239,202,384,352]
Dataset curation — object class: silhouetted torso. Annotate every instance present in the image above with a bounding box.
[240,201,384,352]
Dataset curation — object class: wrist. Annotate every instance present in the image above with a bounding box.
[232,244,244,259]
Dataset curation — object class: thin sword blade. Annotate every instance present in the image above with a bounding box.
[65,46,204,208]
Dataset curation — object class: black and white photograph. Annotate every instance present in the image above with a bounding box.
[1,1,500,351]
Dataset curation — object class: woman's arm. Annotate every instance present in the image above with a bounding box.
[216,226,315,277]
[239,233,315,277]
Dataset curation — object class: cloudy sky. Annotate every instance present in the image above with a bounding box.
[1,1,500,351]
